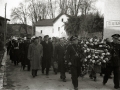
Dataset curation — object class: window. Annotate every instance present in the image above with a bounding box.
[58,27,60,31]
[41,30,42,34]
[52,29,54,33]
[61,18,64,22]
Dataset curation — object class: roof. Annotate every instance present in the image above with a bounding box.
[53,13,70,23]
[0,16,10,21]
[35,19,54,26]
[35,13,70,26]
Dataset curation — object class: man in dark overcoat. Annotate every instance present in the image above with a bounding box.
[41,35,53,75]
[21,38,31,71]
[66,35,84,90]
[103,34,120,89]
[55,38,66,82]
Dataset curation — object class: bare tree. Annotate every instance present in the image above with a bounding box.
[11,2,28,34]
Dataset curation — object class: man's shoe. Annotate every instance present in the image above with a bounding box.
[60,76,62,79]
[103,82,106,85]
[63,79,66,82]
[114,86,120,89]
[74,87,78,90]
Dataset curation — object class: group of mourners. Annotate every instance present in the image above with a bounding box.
[6,34,120,90]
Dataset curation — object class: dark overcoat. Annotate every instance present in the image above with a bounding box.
[55,44,66,72]
[41,41,53,68]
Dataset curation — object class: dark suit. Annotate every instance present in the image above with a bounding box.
[55,44,66,79]
[41,41,53,75]
[103,43,120,88]
[67,44,83,88]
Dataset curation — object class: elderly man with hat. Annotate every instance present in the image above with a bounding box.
[103,34,120,89]
[66,35,84,90]
[28,37,43,77]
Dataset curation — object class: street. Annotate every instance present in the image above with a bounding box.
[3,55,116,90]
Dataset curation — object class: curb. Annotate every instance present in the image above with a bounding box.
[0,50,7,89]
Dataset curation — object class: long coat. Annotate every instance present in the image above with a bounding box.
[41,41,53,68]
[55,44,66,72]
[28,43,43,69]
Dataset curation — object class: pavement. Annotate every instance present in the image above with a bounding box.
[0,55,118,90]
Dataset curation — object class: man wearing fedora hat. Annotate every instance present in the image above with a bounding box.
[103,34,120,89]
[66,35,83,90]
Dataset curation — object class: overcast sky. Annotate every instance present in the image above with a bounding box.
[0,0,104,22]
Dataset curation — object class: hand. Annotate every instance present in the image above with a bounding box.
[68,62,72,65]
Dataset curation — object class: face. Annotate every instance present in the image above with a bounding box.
[45,36,49,41]
[34,39,38,44]
[112,38,118,43]
[60,39,64,45]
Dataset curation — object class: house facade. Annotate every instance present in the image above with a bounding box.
[35,14,69,38]
[104,0,120,39]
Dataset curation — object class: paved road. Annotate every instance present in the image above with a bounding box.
[3,55,116,90]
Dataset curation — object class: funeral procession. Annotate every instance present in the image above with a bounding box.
[0,0,120,90]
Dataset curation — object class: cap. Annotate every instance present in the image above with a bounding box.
[70,35,78,41]
[111,34,120,39]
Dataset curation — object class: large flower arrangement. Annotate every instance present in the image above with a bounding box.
[80,38,111,73]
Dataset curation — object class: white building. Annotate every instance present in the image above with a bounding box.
[35,13,69,38]
[104,0,120,39]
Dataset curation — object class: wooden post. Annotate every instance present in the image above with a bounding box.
[4,3,7,46]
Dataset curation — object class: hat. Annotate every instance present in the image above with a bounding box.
[70,35,78,41]
[111,34,120,39]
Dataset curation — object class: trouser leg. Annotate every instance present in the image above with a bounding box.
[27,61,31,71]
[103,66,112,84]
[71,66,78,88]
[32,69,35,77]
[113,67,119,87]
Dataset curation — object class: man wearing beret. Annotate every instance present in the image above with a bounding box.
[66,35,83,90]
[103,34,120,89]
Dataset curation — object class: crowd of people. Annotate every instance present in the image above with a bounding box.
[6,34,120,90]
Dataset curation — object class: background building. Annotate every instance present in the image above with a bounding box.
[104,0,120,39]
[35,13,69,38]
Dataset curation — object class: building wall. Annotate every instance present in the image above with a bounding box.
[104,0,120,39]
[35,26,53,37]
[53,14,69,38]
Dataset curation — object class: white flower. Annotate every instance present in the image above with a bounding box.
[84,50,87,53]
[100,56,104,59]
[90,38,93,42]
[92,54,95,57]
[84,59,87,62]
[103,60,106,63]
[99,45,102,47]
[86,42,89,44]
[96,60,99,62]
[94,42,98,45]
[102,53,105,56]
[95,56,98,58]
[84,44,87,47]
[88,55,91,58]
[92,60,95,63]
[90,59,92,61]
[87,48,90,52]
[105,58,109,61]
[98,62,101,65]
[106,52,110,55]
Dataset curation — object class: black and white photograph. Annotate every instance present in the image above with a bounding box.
[0,0,120,90]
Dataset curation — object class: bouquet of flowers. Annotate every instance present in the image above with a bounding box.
[81,38,111,74]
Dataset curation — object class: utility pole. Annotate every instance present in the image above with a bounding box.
[4,3,7,46]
